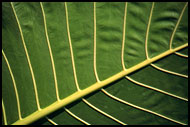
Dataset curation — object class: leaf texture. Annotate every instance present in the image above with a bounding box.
[2,2,188,125]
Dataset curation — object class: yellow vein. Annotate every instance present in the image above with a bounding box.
[143,2,188,78]
[119,2,187,122]
[40,2,60,101]
[64,4,96,124]
[46,117,58,125]
[2,50,22,119]
[150,3,188,79]
[65,2,80,91]
[64,3,91,124]
[121,2,128,70]
[145,2,154,59]
[126,76,188,101]
[169,3,188,49]
[2,100,7,125]
[82,98,127,125]
[65,2,125,124]
[151,63,188,78]
[64,107,90,125]
[174,52,188,58]
[10,2,41,110]
[120,1,187,103]
[94,2,100,82]
[64,2,92,123]
[101,89,186,125]
[92,2,127,124]
[12,43,188,125]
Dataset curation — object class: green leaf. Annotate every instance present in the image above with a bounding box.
[2,2,188,125]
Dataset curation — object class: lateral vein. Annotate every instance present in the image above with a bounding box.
[46,117,58,125]
[40,2,60,101]
[64,107,90,125]
[12,43,188,125]
[126,76,188,101]
[121,2,128,70]
[174,52,188,58]
[101,89,186,125]
[65,2,80,91]
[169,3,188,49]
[82,98,127,125]
[2,50,22,119]
[151,63,188,78]
[10,2,41,110]
[2,100,8,125]
[145,2,155,59]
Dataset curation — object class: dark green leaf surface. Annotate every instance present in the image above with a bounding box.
[2,2,188,125]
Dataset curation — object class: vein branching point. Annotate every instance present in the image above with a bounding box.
[12,43,188,125]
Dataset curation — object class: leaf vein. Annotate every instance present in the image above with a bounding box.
[2,50,22,119]
[10,2,41,110]
[151,63,188,78]
[40,2,60,101]
[126,76,188,101]
[101,89,186,125]
[174,52,188,58]
[65,2,80,91]
[169,3,188,49]
[64,107,90,125]
[2,99,8,125]
[82,98,127,125]
[46,116,58,125]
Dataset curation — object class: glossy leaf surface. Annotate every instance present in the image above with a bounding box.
[2,2,188,125]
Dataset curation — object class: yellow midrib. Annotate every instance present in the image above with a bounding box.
[12,42,188,125]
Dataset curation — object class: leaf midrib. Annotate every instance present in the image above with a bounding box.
[12,43,188,125]
[4,2,187,125]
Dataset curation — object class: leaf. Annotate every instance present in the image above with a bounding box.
[2,2,188,125]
